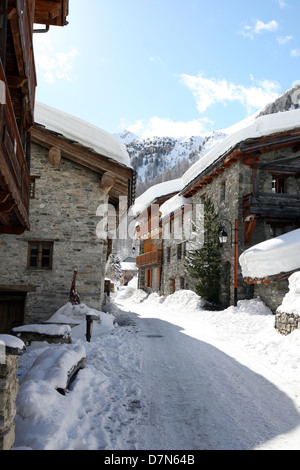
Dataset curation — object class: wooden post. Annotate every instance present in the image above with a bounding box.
[234,219,238,307]
[86,315,92,342]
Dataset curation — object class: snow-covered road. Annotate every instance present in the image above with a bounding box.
[114,297,300,450]
[14,287,300,450]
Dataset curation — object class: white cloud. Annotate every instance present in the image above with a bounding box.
[277,35,293,45]
[277,0,288,8]
[33,36,79,83]
[125,117,213,139]
[180,73,280,114]
[291,49,300,57]
[239,19,278,39]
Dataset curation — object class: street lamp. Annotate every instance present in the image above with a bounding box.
[219,219,239,307]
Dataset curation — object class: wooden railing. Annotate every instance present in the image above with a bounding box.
[0,60,30,232]
[136,249,162,268]
[243,192,300,219]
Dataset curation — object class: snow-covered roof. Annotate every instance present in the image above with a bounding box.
[121,262,138,271]
[181,109,300,191]
[34,102,132,169]
[130,178,182,217]
[160,193,192,220]
[239,229,300,280]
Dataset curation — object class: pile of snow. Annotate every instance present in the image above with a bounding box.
[278,272,300,315]
[47,302,114,340]
[20,344,86,393]
[12,323,71,337]
[181,109,300,190]
[239,229,300,279]
[130,178,182,217]
[34,102,132,169]
[0,334,25,356]
[161,289,205,311]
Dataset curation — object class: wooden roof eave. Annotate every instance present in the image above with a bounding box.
[34,0,69,27]
[31,125,133,198]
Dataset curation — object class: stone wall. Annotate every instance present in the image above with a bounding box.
[275,311,300,336]
[0,354,19,450]
[0,143,109,324]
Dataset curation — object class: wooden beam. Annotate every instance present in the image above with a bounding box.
[100,172,116,195]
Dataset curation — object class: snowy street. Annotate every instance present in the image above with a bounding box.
[14,287,300,451]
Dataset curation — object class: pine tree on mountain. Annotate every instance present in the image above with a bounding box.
[186,197,221,305]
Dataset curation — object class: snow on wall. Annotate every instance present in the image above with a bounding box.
[181,109,300,191]
[239,229,300,279]
[34,102,132,169]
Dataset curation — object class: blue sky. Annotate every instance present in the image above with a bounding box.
[33,0,300,138]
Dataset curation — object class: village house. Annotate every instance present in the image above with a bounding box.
[134,108,300,312]
[178,108,300,310]
[0,102,135,332]
[0,0,70,450]
[133,179,182,293]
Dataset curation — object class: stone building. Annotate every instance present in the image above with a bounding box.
[178,109,300,309]
[135,109,300,311]
[0,102,135,332]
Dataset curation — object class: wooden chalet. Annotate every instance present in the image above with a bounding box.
[182,113,300,247]
[133,181,182,291]
[0,0,69,235]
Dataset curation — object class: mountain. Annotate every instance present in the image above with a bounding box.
[115,84,300,197]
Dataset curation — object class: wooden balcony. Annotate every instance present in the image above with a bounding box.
[0,61,30,234]
[243,192,300,221]
[136,249,162,268]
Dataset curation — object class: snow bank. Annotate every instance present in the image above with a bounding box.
[130,178,182,217]
[47,302,114,340]
[181,109,300,190]
[239,229,300,279]
[34,102,132,168]
[0,334,25,350]
[278,272,300,315]
[21,344,86,392]
[162,289,205,311]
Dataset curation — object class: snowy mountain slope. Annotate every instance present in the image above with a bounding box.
[115,85,300,196]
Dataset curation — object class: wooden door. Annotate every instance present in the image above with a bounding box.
[0,292,26,334]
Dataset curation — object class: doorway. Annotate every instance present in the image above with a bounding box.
[0,292,26,334]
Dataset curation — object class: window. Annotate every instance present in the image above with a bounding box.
[177,244,182,259]
[180,277,185,289]
[146,269,152,288]
[269,225,285,238]
[29,176,40,199]
[167,247,171,262]
[272,176,286,194]
[27,242,53,269]
[220,182,226,201]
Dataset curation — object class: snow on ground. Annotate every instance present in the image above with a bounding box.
[13,278,300,450]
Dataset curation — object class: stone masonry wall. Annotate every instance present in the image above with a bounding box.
[0,143,109,323]
[0,354,19,450]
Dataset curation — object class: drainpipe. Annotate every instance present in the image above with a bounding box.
[33,25,50,34]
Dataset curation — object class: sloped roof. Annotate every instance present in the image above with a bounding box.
[34,102,132,169]
[181,109,300,193]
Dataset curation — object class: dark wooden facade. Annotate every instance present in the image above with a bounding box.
[0,0,68,234]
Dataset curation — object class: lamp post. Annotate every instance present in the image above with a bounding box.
[218,219,239,307]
